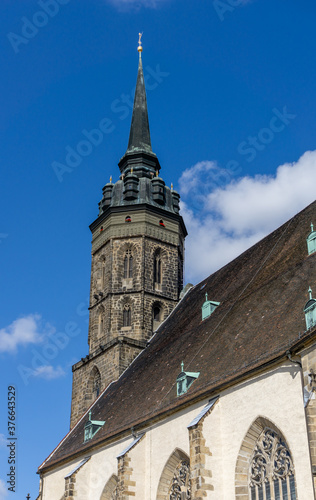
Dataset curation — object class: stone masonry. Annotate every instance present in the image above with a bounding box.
[188,410,214,498]
[70,207,185,428]
[301,343,316,496]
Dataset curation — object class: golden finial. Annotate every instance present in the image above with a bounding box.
[156,170,158,177]
[171,183,173,190]
[110,176,112,183]
[138,32,143,53]
[131,167,133,174]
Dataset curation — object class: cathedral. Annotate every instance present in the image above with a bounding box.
[37,39,316,500]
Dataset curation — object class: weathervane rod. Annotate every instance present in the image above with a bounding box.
[138,32,143,53]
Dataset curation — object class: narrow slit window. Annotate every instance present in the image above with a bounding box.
[124,250,133,279]
[123,305,131,327]
[154,251,162,285]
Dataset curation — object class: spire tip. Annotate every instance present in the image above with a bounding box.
[138,32,143,53]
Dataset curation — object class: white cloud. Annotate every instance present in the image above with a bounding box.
[0,480,7,500]
[32,365,65,380]
[0,434,6,448]
[0,315,46,353]
[179,150,316,284]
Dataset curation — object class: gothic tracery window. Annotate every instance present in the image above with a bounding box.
[124,249,133,279]
[249,428,296,500]
[168,460,191,500]
[123,304,131,327]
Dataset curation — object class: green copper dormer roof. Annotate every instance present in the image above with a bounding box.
[177,362,200,396]
[307,222,316,255]
[84,410,105,442]
[201,292,220,321]
[304,287,316,330]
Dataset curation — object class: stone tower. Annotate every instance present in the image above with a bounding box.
[70,42,187,428]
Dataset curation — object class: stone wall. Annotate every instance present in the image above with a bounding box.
[117,454,136,499]
[301,343,316,495]
[70,207,185,429]
[70,338,146,428]
[41,364,315,499]
[189,420,214,498]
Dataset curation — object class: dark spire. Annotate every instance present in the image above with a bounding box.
[118,35,160,178]
[126,50,152,154]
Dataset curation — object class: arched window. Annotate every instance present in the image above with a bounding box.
[156,448,191,500]
[153,306,161,322]
[100,474,119,500]
[154,250,162,285]
[249,429,296,500]
[124,249,133,279]
[123,304,131,327]
[235,417,297,500]
[87,366,101,403]
[93,369,101,398]
[153,305,162,330]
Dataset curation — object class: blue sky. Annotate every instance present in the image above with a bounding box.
[1,0,316,498]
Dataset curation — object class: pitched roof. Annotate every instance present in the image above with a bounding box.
[39,200,316,471]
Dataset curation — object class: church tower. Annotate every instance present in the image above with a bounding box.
[70,38,187,428]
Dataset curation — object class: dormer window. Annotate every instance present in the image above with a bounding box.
[201,292,220,321]
[304,287,316,330]
[84,411,105,442]
[307,223,316,255]
[177,362,200,396]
